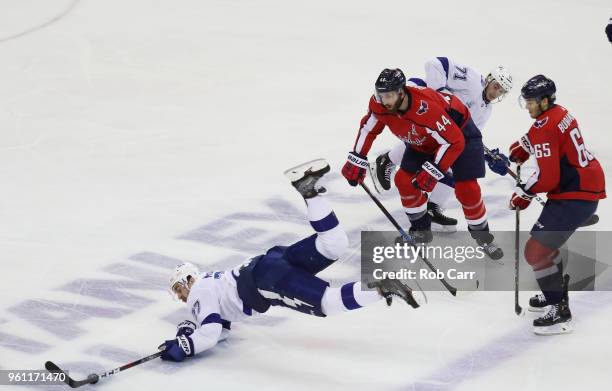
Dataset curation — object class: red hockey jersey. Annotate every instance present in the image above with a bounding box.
[520,105,606,201]
[351,86,469,172]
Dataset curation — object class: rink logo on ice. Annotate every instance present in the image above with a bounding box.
[1,183,351,357]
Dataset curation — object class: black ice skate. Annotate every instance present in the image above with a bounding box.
[407,213,433,244]
[367,278,420,308]
[428,202,458,233]
[369,151,395,193]
[408,227,433,244]
[477,239,504,261]
[470,228,504,261]
[533,300,572,335]
[530,274,570,313]
[284,159,330,199]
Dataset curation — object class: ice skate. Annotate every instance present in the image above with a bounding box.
[367,278,420,308]
[369,151,395,193]
[428,202,458,233]
[284,159,330,199]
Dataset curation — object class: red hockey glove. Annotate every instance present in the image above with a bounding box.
[342,152,368,186]
[509,136,531,164]
[412,162,445,193]
[509,185,535,210]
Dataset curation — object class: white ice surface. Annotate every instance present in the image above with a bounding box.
[1,1,611,390]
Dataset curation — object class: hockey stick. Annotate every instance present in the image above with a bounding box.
[483,146,599,227]
[514,165,523,316]
[45,350,163,388]
[359,182,457,296]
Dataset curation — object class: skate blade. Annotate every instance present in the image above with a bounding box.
[411,286,427,307]
[533,321,573,335]
[367,165,383,194]
[431,222,457,233]
[283,159,329,182]
[528,306,546,313]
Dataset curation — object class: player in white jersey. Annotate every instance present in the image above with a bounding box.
[158,159,420,362]
[369,57,513,232]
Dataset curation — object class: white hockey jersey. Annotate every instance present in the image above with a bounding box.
[424,57,492,130]
[184,265,255,354]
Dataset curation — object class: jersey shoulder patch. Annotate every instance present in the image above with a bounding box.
[416,100,428,115]
[533,117,549,129]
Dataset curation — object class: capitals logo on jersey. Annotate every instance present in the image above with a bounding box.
[534,117,549,129]
[416,100,428,115]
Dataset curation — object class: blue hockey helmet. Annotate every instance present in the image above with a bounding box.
[520,75,556,104]
[375,68,406,93]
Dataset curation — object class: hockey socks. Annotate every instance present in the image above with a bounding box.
[306,196,337,229]
[321,282,381,316]
[525,238,564,304]
[304,196,348,261]
[534,263,564,304]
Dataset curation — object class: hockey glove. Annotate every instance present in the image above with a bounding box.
[176,320,197,337]
[509,185,535,210]
[484,148,509,176]
[342,152,368,186]
[412,162,444,193]
[160,335,194,362]
[606,17,612,43]
[509,136,531,164]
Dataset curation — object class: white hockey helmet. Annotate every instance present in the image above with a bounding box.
[168,262,200,301]
[485,65,513,103]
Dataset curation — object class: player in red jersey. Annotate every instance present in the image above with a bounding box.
[342,68,502,259]
[507,74,606,335]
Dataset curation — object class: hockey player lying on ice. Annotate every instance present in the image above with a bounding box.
[158,159,419,362]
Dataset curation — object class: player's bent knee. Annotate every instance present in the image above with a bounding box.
[454,179,481,204]
[316,226,349,260]
[524,237,559,270]
[394,169,416,193]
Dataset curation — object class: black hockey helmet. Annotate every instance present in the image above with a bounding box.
[520,75,556,104]
[375,68,406,93]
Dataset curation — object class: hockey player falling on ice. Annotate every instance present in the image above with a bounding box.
[369,58,513,232]
[508,75,605,335]
[341,68,503,260]
[158,160,419,362]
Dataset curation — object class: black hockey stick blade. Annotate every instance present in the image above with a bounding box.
[515,303,523,316]
[45,361,99,388]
